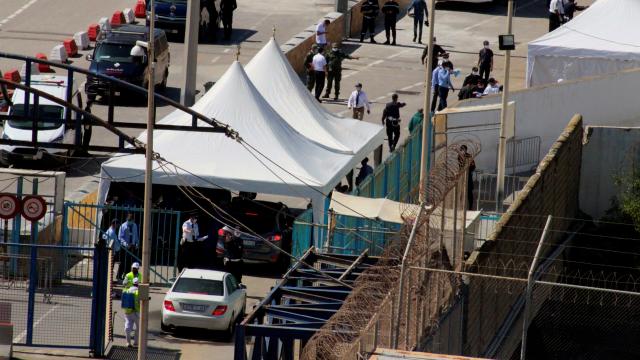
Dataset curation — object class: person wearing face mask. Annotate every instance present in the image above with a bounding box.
[323,43,360,101]
[478,40,494,82]
[436,62,455,111]
[118,213,139,280]
[463,67,481,87]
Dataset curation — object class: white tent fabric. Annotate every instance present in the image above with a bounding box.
[99,61,355,228]
[527,0,640,87]
[245,39,384,158]
[329,192,421,224]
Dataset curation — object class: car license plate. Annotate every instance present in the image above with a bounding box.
[181,303,205,312]
[243,240,256,247]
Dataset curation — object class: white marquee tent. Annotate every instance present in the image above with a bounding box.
[527,0,640,87]
[245,39,384,157]
[98,61,356,226]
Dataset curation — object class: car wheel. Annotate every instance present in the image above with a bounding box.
[225,313,235,341]
[161,320,171,333]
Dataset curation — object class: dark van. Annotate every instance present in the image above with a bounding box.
[85,25,170,101]
[147,0,218,41]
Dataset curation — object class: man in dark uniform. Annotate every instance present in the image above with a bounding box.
[360,0,379,43]
[222,226,244,283]
[323,43,360,101]
[381,94,406,152]
[219,0,237,41]
[305,44,319,92]
[382,0,400,45]
[421,37,447,72]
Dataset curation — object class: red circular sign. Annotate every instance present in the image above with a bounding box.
[0,194,20,220]
[21,195,47,222]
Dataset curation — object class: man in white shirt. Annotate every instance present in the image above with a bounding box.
[483,78,501,95]
[179,215,207,271]
[315,19,330,49]
[312,47,328,102]
[548,0,565,31]
[347,83,371,120]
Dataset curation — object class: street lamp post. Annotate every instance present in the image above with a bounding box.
[138,0,155,358]
[496,0,515,212]
[419,0,437,202]
[180,0,200,106]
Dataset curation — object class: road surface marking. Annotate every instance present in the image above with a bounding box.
[13,303,60,343]
[211,56,221,63]
[0,0,39,27]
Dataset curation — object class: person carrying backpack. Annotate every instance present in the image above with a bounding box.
[121,277,140,347]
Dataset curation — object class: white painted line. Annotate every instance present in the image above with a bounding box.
[0,0,39,28]
[13,303,60,343]
[211,56,221,63]
[223,48,231,53]
[386,48,412,60]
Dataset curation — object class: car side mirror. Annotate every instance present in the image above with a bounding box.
[86,54,93,61]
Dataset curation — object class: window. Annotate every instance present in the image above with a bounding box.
[172,278,224,296]
[9,104,64,130]
[94,43,137,63]
[225,275,238,293]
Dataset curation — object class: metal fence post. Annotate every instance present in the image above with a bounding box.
[173,211,181,278]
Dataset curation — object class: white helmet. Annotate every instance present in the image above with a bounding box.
[131,262,140,269]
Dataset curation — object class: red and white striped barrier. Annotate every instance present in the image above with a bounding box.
[35,53,51,72]
[74,31,90,50]
[111,10,125,26]
[98,17,111,33]
[49,44,68,63]
[123,8,136,24]
[63,39,78,57]
[88,24,100,42]
[3,70,21,89]
[134,0,146,18]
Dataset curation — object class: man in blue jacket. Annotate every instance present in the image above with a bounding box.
[408,0,429,43]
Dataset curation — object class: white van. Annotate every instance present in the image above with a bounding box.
[0,75,82,165]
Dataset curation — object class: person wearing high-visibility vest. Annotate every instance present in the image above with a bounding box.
[122,262,140,290]
[122,277,140,347]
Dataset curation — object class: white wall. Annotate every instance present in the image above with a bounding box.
[580,126,640,220]
[446,68,640,172]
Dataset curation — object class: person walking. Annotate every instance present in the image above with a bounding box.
[122,262,140,290]
[312,47,328,102]
[118,213,139,278]
[315,19,330,49]
[360,0,379,43]
[103,219,124,282]
[219,0,237,41]
[477,41,494,82]
[430,63,442,113]
[381,94,406,152]
[347,83,371,120]
[222,226,244,283]
[121,277,140,348]
[436,62,455,111]
[305,44,319,92]
[179,215,207,271]
[408,108,423,133]
[548,0,564,32]
[407,0,428,43]
[323,43,359,101]
[355,157,374,186]
[382,0,400,45]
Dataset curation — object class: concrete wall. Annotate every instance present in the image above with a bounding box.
[463,115,583,356]
[580,126,640,220]
[446,68,640,172]
[282,0,412,74]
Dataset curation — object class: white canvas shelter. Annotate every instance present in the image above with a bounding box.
[99,61,356,226]
[329,192,421,224]
[527,0,640,87]
[245,39,384,157]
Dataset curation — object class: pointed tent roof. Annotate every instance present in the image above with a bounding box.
[100,61,353,199]
[245,39,384,157]
[528,0,640,61]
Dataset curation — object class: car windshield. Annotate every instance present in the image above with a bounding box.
[173,278,224,296]
[94,43,136,63]
[8,104,64,130]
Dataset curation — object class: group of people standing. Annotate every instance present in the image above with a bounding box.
[360,0,430,45]
[548,0,587,32]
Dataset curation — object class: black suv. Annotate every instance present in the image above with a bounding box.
[85,25,170,101]
[147,0,218,41]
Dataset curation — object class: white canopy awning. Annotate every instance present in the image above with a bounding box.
[99,61,356,226]
[245,39,384,158]
[329,192,422,224]
[527,0,640,86]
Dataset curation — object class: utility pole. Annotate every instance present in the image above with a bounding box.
[138,0,155,358]
[496,0,514,212]
[419,0,436,202]
[181,0,200,106]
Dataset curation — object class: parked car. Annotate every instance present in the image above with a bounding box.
[85,25,170,101]
[0,75,82,165]
[161,268,246,338]
[216,198,294,269]
[147,0,218,41]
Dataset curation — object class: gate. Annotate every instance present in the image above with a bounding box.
[63,202,183,285]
